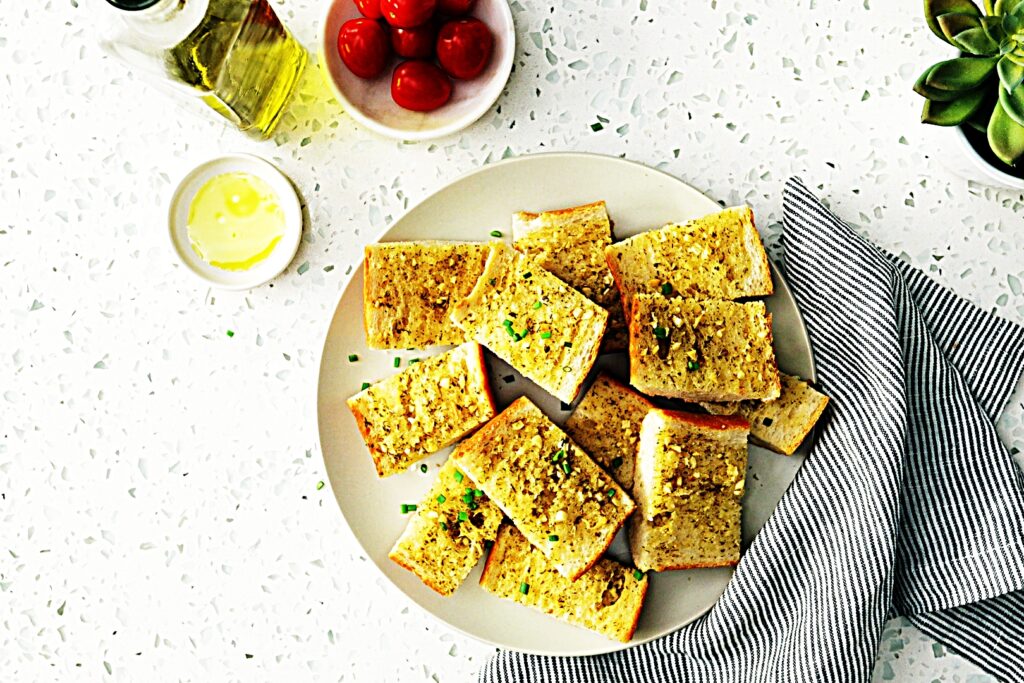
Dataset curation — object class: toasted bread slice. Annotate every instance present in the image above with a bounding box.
[480,525,648,642]
[605,206,772,325]
[347,342,496,478]
[452,396,634,580]
[628,294,781,402]
[563,373,655,490]
[701,373,829,455]
[512,201,626,351]
[629,409,749,572]
[388,455,504,596]
[363,241,489,349]
[451,243,608,403]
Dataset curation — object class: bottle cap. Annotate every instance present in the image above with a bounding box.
[105,0,161,10]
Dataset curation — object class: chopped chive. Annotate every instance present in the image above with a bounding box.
[474,489,484,498]
[611,457,624,468]
[533,301,543,309]
[687,360,700,371]
[437,494,446,504]
[540,331,552,339]
[465,487,474,495]
[440,522,448,530]
[408,358,420,365]
[393,357,401,368]
[653,326,668,339]
[661,283,673,296]
[519,582,530,595]
[454,470,464,483]
[462,493,473,505]
[400,504,417,514]
[489,278,497,286]
[490,230,503,238]
[560,461,571,475]
[607,489,616,498]
[316,480,325,491]
[633,569,644,581]
[420,463,428,473]
[360,382,371,391]
[347,353,358,362]
[469,501,478,510]
[563,341,573,348]
[523,271,532,279]
[458,510,469,522]
[503,319,513,327]
[226,330,234,337]
[548,534,559,542]
[591,122,603,131]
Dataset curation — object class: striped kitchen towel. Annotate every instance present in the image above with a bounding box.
[481,177,1024,683]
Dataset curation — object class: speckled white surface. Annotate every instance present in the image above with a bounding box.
[2,0,1023,681]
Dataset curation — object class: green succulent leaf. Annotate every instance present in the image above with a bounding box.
[924,57,999,90]
[995,0,1024,15]
[982,15,1006,42]
[940,12,984,42]
[1004,11,1024,34]
[998,80,1024,124]
[988,99,1024,164]
[922,88,987,125]
[998,54,1024,90]
[914,64,972,100]
[955,26,1002,53]
[985,0,996,13]
[926,0,983,42]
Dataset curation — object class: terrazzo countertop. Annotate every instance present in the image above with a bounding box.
[3,0,1023,681]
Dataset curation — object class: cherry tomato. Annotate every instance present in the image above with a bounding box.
[353,0,382,19]
[390,23,437,58]
[391,61,452,111]
[436,18,493,80]
[380,0,437,28]
[437,0,475,14]
[337,18,391,79]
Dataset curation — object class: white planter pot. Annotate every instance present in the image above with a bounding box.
[953,126,1024,190]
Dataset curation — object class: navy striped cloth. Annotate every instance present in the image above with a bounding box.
[481,177,1024,683]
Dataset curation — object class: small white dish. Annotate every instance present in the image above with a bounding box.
[318,0,516,141]
[167,154,303,290]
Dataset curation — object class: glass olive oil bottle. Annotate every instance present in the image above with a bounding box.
[103,0,306,139]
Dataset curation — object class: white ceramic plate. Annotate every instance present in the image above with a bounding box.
[319,0,516,141]
[167,154,303,290]
[316,153,816,656]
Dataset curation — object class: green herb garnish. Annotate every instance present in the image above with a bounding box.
[523,271,532,279]
[490,230,503,238]
[661,283,673,296]
[519,582,530,595]
[360,382,371,391]
[226,330,234,338]
[687,360,700,371]
[440,522,448,530]
[633,569,644,581]
[454,470,464,483]
[348,353,358,362]
[437,494,446,504]
[548,534,559,542]
[458,510,469,522]
[653,326,668,339]
[489,278,497,286]
[393,357,401,368]
[540,331,552,339]
[462,492,473,505]
[408,358,420,365]
[607,489,616,498]
[474,489,483,498]
[533,301,543,309]
[560,461,571,475]
[400,504,417,514]
[563,341,572,348]
[420,464,428,473]
[316,481,325,491]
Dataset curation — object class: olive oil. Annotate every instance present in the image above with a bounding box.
[187,172,286,271]
[166,0,306,139]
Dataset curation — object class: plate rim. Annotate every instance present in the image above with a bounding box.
[314,151,816,655]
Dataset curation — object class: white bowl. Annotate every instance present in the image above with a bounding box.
[167,154,304,290]
[318,0,515,141]
[954,126,1024,190]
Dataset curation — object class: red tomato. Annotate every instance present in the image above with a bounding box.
[436,18,493,79]
[390,23,437,58]
[391,61,452,111]
[353,0,382,19]
[437,0,475,14]
[380,0,437,28]
[337,19,391,79]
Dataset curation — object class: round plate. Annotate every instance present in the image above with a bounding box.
[167,154,303,291]
[318,0,515,141]
[316,153,816,656]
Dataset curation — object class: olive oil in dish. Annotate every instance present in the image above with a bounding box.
[186,172,286,271]
[103,0,306,139]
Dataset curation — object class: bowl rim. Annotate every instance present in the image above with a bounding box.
[954,125,1024,190]
[317,0,516,142]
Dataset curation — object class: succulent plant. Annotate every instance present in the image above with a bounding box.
[916,0,1024,166]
